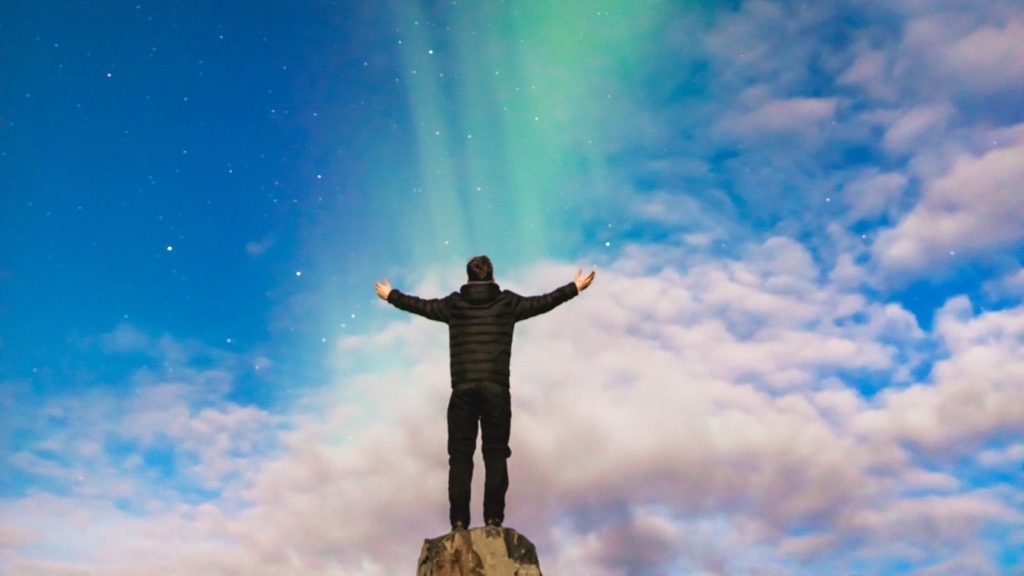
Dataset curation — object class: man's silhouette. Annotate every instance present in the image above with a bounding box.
[375,256,595,530]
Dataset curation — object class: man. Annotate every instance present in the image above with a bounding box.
[374,256,595,531]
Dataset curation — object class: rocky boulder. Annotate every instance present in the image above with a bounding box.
[416,526,542,576]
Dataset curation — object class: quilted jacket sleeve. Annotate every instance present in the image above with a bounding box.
[512,282,579,321]
[387,290,452,323]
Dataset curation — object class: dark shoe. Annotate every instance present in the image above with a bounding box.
[485,518,502,528]
[451,520,466,532]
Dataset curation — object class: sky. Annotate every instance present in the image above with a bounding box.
[1,0,1023,574]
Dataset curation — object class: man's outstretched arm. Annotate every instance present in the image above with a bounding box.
[514,268,596,321]
[375,277,451,323]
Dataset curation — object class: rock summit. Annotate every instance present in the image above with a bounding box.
[417,526,542,576]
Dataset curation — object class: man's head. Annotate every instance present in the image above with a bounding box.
[466,255,494,282]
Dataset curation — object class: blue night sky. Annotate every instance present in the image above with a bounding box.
[2,1,1023,574]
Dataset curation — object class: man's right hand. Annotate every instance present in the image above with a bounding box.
[374,278,393,300]
[574,269,596,292]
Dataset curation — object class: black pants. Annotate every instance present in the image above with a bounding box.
[447,381,511,527]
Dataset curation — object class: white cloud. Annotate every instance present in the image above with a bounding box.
[886,9,1024,108]
[3,330,277,514]
[977,443,1024,469]
[873,132,1024,277]
[630,189,725,227]
[718,97,839,140]
[702,0,841,96]
[245,237,275,257]
[9,239,1021,574]
[98,323,152,353]
[839,492,1020,556]
[941,20,1024,94]
[856,296,1024,453]
[842,169,909,222]
[982,268,1024,302]
[883,103,953,153]
[837,48,896,101]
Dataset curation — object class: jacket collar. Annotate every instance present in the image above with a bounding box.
[460,281,501,304]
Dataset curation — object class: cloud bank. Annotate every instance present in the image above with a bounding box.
[4,237,1023,574]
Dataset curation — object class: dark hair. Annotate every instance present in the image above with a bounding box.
[466,255,494,282]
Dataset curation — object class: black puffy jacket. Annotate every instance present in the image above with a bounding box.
[387,281,578,387]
